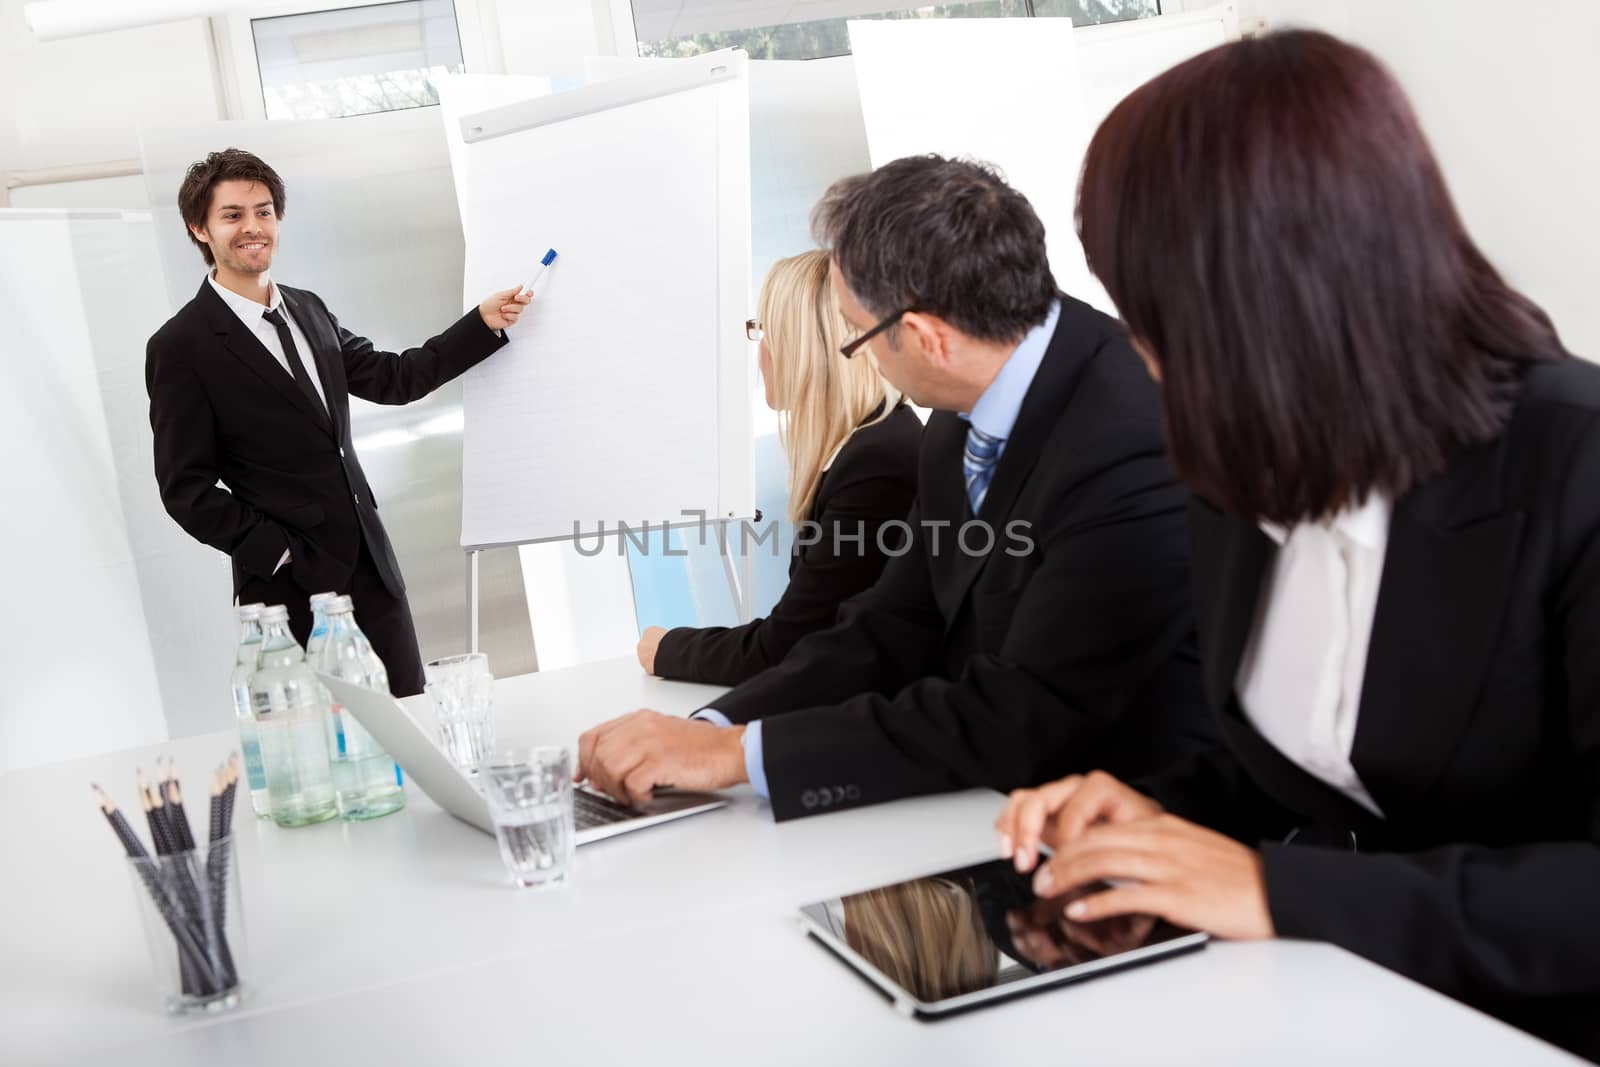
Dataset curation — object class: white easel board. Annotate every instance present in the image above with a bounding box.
[451,51,754,549]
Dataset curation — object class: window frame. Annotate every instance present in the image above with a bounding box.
[213,0,499,121]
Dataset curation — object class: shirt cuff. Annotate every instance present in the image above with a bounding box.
[691,710,768,799]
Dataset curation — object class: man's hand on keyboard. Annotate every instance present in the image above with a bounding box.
[576,709,747,807]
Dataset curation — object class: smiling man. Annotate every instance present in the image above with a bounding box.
[146,148,529,694]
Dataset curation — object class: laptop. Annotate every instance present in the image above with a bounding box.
[318,673,727,844]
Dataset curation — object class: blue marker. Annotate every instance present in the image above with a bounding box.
[523,248,558,295]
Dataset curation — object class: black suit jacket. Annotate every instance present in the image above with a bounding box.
[713,297,1214,821]
[1140,359,1600,1061]
[653,403,923,685]
[146,281,506,596]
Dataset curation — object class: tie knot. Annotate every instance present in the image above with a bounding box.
[965,424,1003,459]
[962,424,1004,514]
[261,306,286,328]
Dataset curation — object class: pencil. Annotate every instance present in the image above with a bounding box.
[93,784,149,860]
[208,768,224,846]
[147,767,205,993]
[163,758,197,853]
[167,779,196,853]
[221,753,240,833]
[201,768,237,988]
[139,771,173,856]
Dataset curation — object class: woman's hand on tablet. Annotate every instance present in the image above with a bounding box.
[995,771,1162,874]
[1030,815,1274,941]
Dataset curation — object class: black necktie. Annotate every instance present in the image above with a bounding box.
[261,306,324,412]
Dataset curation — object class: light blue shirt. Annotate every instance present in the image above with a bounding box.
[689,708,765,795]
[961,298,1061,455]
[699,299,1062,800]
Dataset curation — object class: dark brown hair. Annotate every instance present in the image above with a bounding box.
[813,155,1057,344]
[1077,30,1568,524]
[177,149,286,267]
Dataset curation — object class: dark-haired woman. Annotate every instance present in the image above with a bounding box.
[996,30,1600,1059]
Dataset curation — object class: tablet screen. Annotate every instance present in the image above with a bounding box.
[799,859,1204,1013]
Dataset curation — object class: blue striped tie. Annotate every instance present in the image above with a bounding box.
[963,425,1004,514]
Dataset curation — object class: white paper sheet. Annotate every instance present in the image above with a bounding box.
[449,56,754,549]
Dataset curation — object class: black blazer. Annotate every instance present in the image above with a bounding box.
[713,296,1214,821]
[1140,359,1600,1061]
[146,281,506,596]
[653,403,923,685]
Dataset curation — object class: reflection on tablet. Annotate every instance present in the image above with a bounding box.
[841,875,998,1002]
[798,860,1208,1017]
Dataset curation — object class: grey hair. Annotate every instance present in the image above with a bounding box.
[811,154,1057,344]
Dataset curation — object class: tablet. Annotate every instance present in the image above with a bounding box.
[797,859,1208,1018]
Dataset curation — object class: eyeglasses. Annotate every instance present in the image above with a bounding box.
[745,319,763,343]
[840,306,917,359]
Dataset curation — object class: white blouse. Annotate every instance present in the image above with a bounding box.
[1235,494,1393,817]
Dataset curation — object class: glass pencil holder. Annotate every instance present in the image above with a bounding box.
[125,836,248,1015]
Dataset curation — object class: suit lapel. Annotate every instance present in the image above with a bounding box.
[1192,498,1391,832]
[1351,440,1522,813]
[936,297,1102,621]
[977,298,1099,526]
[280,287,344,440]
[923,412,971,618]
[199,281,334,436]
[1191,438,1523,825]
[1187,498,1273,712]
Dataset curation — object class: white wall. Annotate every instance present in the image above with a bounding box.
[496,0,605,78]
[1239,0,1600,359]
[0,0,614,200]
[0,212,178,772]
[0,1,219,204]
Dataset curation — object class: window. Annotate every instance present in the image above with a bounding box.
[252,0,465,120]
[633,0,1160,61]
[1034,0,1159,19]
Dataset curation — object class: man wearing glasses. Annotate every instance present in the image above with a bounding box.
[577,154,1212,819]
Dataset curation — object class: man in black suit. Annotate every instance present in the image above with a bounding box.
[146,148,529,695]
[575,155,1213,818]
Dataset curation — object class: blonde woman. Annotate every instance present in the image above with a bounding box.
[637,251,921,685]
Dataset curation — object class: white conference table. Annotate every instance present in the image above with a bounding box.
[1,656,1583,1066]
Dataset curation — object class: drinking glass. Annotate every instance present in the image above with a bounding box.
[478,744,574,889]
[423,653,495,774]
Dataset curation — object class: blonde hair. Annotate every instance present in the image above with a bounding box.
[842,877,997,1002]
[760,251,901,525]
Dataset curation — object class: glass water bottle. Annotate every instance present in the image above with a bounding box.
[250,605,337,828]
[230,602,271,817]
[315,595,406,821]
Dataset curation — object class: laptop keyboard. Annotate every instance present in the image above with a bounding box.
[574,788,638,830]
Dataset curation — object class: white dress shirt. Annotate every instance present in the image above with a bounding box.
[206,273,328,410]
[208,273,326,574]
[1234,494,1392,816]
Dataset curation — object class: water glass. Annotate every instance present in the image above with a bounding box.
[126,837,247,1015]
[423,653,495,774]
[479,744,574,890]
